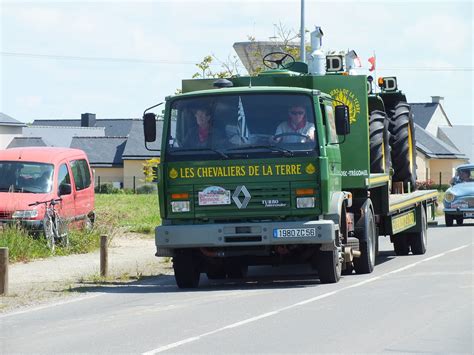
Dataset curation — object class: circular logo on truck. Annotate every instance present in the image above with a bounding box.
[329,88,361,124]
[169,168,178,179]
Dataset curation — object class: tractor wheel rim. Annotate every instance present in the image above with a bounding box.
[408,124,414,173]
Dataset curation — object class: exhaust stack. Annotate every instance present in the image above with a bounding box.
[308,26,325,76]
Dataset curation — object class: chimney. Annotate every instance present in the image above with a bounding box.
[81,113,96,127]
[431,96,444,105]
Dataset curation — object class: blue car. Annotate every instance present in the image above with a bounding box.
[443,164,474,226]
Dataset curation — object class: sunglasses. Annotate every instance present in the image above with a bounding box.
[290,111,305,115]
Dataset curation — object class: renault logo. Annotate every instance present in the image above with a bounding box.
[232,185,251,209]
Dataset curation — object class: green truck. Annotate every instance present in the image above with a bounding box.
[143,36,437,289]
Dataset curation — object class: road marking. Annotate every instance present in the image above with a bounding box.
[142,243,472,354]
[0,293,102,319]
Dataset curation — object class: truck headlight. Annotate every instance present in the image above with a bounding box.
[12,210,39,219]
[171,201,190,212]
[296,197,315,208]
[444,192,455,203]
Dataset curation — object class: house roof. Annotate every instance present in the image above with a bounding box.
[122,120,163,159]
[7,137,48,148]
[23,126,105,147]
[409,103,438,129]
[0,113,26,127]
[31,118,138,136]
[437,125,474,163]
[415,123,465,159]
[70,137,127,167]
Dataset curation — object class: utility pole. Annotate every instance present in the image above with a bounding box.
[300,0,306,62]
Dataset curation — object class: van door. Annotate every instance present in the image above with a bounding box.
[70,158,94,220]
[56,162,75,220]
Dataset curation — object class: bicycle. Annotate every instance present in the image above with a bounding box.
[28,198,68,251]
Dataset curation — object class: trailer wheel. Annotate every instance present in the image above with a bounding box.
[173,250,200,289]
[409,205,427,255]
[317,249,341,283]
[389,102,417,191]
[456,216,464,225]
[393,235,410,255]
[353,207,376,274]
[369,110,391,174]
[445,214,454,227]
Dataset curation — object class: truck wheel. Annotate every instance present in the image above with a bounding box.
[173,250,200,289]
[389,102,417,191]
[393,234,410,255]
[409,206,427,255]
[353,207,376,274]
[226,263,248,279]
[317,249,341,283]
[369,110,391,174]
[445,214,454,227]
[456,216,464,225]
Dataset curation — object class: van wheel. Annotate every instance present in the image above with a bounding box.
[173,250,200,289]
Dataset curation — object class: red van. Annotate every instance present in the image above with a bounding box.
[0,147,95,234]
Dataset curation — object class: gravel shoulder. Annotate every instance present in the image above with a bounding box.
[1,233,172,313]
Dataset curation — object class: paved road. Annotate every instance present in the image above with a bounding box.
[1,221,473,354]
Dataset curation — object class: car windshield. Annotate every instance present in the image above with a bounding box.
[166,93,317,160]
[0,161,54,193]
[452,166,474,185]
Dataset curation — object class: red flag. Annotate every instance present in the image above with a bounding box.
[368,56,376,72]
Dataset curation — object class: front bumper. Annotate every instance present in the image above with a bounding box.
[156,219,336,250]
[0,219,43,231]
[443,208,474,218]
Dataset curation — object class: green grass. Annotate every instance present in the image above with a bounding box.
[95,194,161,234]
[0,194,162,262]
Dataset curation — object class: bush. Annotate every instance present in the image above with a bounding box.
[136,184,156,194]
[95,183,121,194]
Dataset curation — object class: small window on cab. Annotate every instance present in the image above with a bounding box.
[58,164,71,195]
[71,159,92,191]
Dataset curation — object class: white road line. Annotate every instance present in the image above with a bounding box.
[0,293,102,319]
[142,243,472,354]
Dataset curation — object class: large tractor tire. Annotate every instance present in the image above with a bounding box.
[369,110,392,174]
[389,102,417,191]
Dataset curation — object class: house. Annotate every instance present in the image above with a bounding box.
[0,113,26,149]
[414,123,467,184]
[410,96,472,183]
[437,125,474,163]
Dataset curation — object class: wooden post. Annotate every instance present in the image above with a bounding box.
[0,248,8,296]
[133,176,136,194]
[100,235,108,278]
[439,171,442,189]
[98,176,101,192]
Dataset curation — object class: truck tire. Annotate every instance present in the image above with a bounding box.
[393,234,410,255]
[456,216,464,225]
[353,207,376,274]
[409,205,427,255]
[389,102,417,191]
[173,250,200,289]
[206,264,227,280]
[317,249,341,283]
[445,214,454,227]
[369,110,391,174]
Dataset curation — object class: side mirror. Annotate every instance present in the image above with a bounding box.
[335,105,350,135]
[143,113,157,142]
[59,183,72,196]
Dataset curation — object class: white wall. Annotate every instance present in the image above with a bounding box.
[0,126,23,149]
[425,106,451,136]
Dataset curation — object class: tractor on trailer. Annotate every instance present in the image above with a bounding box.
[143,28,438,288]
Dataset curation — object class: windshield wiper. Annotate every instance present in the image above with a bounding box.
[226,145,294,157]
[169,148,229,159]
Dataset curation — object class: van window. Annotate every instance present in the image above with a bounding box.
[57,164,71,195]
[71,159,91,191]
[0,161,53,193]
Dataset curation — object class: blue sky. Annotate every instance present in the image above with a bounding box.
[1,0,472,125]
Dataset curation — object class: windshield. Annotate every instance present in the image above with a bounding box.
[166,93,317,160]
[451,166,474,185]
[0,161,54,193]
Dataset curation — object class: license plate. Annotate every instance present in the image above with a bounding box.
[273,228,316,238]
[463,212,474,218]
